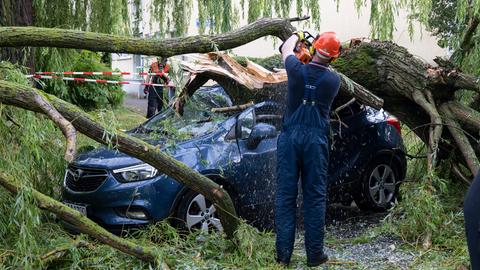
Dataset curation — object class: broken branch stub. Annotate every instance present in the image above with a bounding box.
[32,93,77,162]
[211,101,255,113]
[177,53,383,110]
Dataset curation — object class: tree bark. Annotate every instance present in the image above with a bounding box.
[0,18,295,57]
[0,80,239,239]
[0,0,34,69]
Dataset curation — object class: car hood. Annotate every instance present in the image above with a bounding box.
[73,124,231,170]
[74,147,144,170]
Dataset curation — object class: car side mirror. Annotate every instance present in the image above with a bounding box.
[247,123,277,150]
[236,107,256,140]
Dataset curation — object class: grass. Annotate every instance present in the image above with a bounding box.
[377,125,471,269]
[0,61,472,269]
[110,106,146,130]
[0,106,472,269]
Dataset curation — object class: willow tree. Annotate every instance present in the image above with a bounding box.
[0,0,34,68]
[1,0,480,264]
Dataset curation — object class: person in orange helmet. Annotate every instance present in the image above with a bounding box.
[275,32,341,267]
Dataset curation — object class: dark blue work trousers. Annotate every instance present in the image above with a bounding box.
[275,104,329,263]
[146,86,164,118]
[465,172,480,270]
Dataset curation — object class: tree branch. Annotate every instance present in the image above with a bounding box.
[0,80,239,238]
[211,101,254,113]
[447,101,480,133]
[0,18,296,57]
[440,104,480,175]
[288,15,310,22]
[33,93,76,162]
[448,71,480,92]
[412,90,443,169]
[337,73,383,109]
[452,163,472,185]
[427,68,480,93]
[40,239,92,264]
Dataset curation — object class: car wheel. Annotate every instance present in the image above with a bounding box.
[354,159,399,211]
[175,190,223,234]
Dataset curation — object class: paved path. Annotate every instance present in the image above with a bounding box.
[124,94,148,116]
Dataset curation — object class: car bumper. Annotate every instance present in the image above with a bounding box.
[61,174,183,230]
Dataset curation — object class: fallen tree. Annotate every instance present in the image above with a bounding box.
[0,17,305,264]
[175,53,383,113]
[0,16,479,262]
[334,40,480,175]
[0,18,298,57]
[0,79,239,235]
[174,42,480,177]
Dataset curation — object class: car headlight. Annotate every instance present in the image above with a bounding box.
[113,164,158,182]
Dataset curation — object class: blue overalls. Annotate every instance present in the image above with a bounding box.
[275,64,330,263]
[465,171,480,270]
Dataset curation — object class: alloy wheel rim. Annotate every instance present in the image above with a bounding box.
[368,164,396,206]
[186,194,223,233]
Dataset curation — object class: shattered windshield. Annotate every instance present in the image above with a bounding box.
[141,86,233,140]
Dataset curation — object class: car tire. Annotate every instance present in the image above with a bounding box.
[354,158,399,211]
[174,189,224,234]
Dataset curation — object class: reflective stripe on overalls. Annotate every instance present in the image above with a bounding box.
[275,64,330,263]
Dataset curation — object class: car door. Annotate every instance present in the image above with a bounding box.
[227,105,280,228]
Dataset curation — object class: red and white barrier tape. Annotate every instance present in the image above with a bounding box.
[35,71,166,76]
[28,74,174,87]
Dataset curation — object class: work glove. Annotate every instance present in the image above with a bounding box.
[143,86,149,95]
[278,31,306,53]
[293,31,306,42]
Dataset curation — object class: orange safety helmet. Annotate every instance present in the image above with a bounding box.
[312,32,341,58]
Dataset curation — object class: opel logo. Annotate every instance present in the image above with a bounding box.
[71,169,83,182]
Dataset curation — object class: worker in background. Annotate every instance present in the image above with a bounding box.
[276,32,341,267]
[145,57,172,118]
[465,171,480,270]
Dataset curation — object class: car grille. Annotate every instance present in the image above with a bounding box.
[65,166,108,192]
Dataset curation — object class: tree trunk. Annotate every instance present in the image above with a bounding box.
[0,0,34,69]
[1,17,478,174]
[334,40,479,175]
[1,17,480,264]
[0,17,296,57]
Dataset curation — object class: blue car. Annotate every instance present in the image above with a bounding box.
[62,87,406,233]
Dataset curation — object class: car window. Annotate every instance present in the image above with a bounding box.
[140,86,232,139]
[256,114,282,131]
[254,102,283,131]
